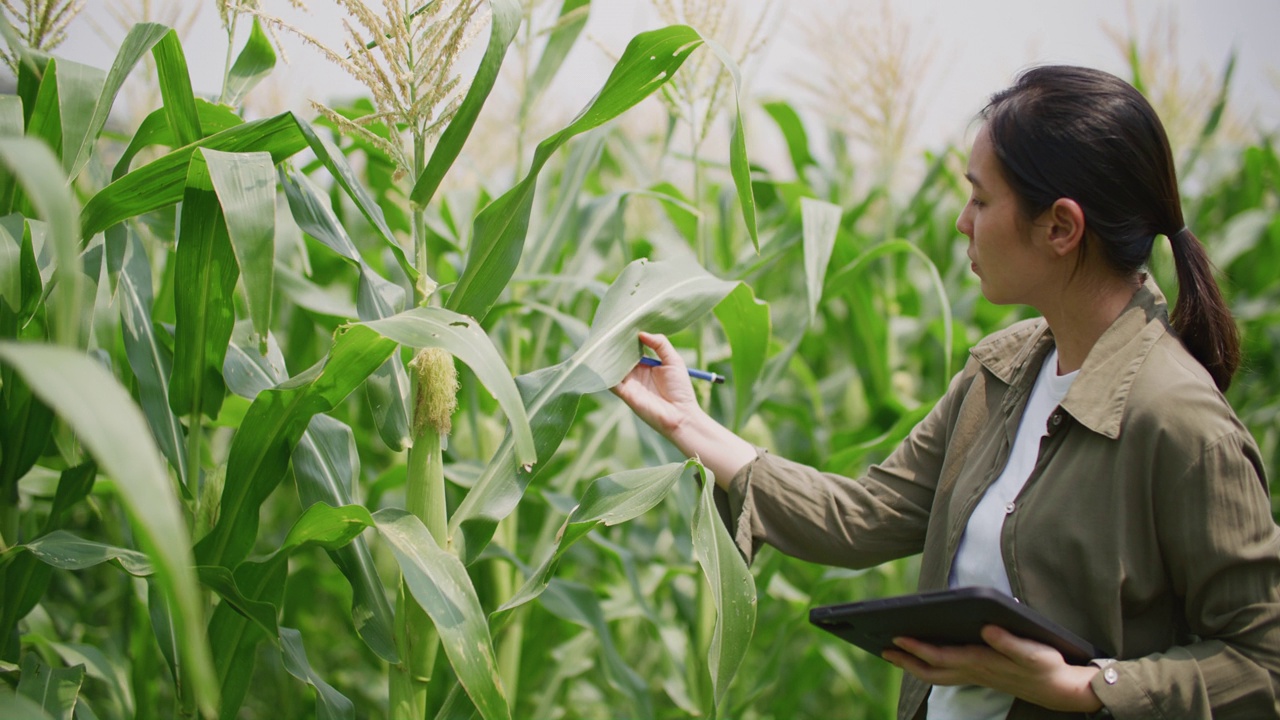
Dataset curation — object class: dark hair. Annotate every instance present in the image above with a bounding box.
[981,65,1240,391]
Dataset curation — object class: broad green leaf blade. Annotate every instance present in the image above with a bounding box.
[0,214,21,311]
[698,36,758,252]
[495,462,689,617]
[0,683,56,720]
[279,628,355,720]
[449,258,736,564]
[152,30,202,147]
[0,95,20,137]
[374,508,511,720]
[362,307,535,465]
[0,139,80,347]
[292,416,399,663]
[113,100,244,181]
[204,149,276,344]
[81,112,308,239]
[197,566,280,641]
[41,461,96,535]
[66,22,173,181]
[116,225,188,487]
[292,118,415,287]
[410,0,522,209]
[207,562,280,720]
[24,530,154,576]
[0,343,216,716]
[22,58,63,165]
[801,197,840,325]
[713,283,770,431]
[762,100,815,178]
[223,18,277,107]
[691,462,756,715]
[195,325,398,568]
[169,150,238,420]
[447,25,703,321]
[16,653,83,720]
[51,59,106,176]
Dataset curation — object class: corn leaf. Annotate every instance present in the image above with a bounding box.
[523,0,590,115]
[204,149,276,345]
[115,225,188,487]
[168,149,238,420]
[450,258,736,565]
[280,627,354,720]
[222,18,277,107]
[762,100,815,178]
[113,100,244,182]
[81,112,309,240]
[375,508,510,720]
[194,325,399,569]
[713,283,770,431]
[24,530,154,576]
[800,197,840,325]
[410,0,522,209]
[0,140,79,347]
[0,342,216,716]
[16,653,82,720]
[691,461,756,716]
[151,30,202,147]
[223,329,398,663]
[0,683,57,720]
[446,25,704,322]
[698,36,758,252]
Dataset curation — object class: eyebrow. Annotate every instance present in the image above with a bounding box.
[964,171,984,189]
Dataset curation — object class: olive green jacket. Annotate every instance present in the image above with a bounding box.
[718,282,1280,719]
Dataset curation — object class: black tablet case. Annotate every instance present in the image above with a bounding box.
[808,586,1102,665]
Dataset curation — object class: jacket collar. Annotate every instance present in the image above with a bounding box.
[969,277,1171,439]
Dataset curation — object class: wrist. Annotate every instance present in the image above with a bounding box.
[670,409,757,488]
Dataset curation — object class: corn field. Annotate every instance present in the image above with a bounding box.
[0,2,1277,719]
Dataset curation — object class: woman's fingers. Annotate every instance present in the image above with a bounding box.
[638,332,687,369]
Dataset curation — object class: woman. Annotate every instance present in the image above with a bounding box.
[613,66,1280,719]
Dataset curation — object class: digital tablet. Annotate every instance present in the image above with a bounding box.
[808,586,1102,665]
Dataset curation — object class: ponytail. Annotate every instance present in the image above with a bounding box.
[1167,228,1240,391]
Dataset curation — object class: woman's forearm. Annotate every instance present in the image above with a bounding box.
[666,408,759,489]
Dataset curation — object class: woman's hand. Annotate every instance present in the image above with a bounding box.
[882,625,1104,713]
[611,332,757,486]
[611,332,702,438]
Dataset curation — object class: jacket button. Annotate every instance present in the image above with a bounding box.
[1103,667,1119,684]
[1004,502,1016,514]
[1051,413,1063,426]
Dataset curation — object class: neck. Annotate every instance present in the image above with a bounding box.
[1039,272,1141,375]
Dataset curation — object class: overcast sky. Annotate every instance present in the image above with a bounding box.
[50,0,1280,168]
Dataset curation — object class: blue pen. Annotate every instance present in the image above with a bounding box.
[639,356,726,384]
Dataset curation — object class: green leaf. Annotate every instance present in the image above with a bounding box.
[204,149,276,345]
[0,214,22,314]
[361,307,536,466]
[0,139,80,347]
[24,530,153,576]
[65,22,173,181]
[22,58,64,166]
[450,258,737,565]
[713,283,770,431]
[698,35,758,252]
[112,100,245,182]
[42,461,96,534]
[410,0,522,209]
[194,325,399,569]
[446,25,704,322]
[16,653,83,720]
[495,462,690,618]
[81,112,309,240]
[279,628,354,720]
[116,225,188,487]
[152,30,202,147]
[0,343,216,715]
[800,197,840,325]
[197,565,280,640]
[374,508,510,720]
[47,58,106,176]
[223,18,277,107]
[691,462,756,715]
[168,149,239,420]
[292,416,399,663]
[0,682,57,720]
[762,100,815,178]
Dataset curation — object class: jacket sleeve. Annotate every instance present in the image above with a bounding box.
[1091,431,1280,719]
[714,361,979,568]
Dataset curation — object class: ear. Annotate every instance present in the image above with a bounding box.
[1042,198,1085,257]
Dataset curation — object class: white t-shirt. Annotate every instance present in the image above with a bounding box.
[927,348,1077,720]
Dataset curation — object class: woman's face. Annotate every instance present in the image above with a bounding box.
[955,127,1056,307]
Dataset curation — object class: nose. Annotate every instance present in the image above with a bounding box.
[956,202,973,238]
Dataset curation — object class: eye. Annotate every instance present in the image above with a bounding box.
[968,195,985,209]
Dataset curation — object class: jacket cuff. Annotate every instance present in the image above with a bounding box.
[1089,659,1158,719]
[712,446,769,564]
